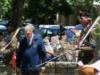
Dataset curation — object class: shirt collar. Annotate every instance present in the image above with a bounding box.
[28,34,34,45]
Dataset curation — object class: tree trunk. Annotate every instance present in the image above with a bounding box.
[8,0,25,32]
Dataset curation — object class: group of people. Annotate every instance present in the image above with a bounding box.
[16,14,96,75]
[0,10,99,75]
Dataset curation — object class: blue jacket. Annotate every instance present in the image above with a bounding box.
[16,34,46,71]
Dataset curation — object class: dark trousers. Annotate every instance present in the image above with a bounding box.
[21,70,40,75]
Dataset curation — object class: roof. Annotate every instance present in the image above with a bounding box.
[0,25,7,31]
[39,25,75,29]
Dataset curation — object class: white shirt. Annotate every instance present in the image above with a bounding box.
[27,34,34,45]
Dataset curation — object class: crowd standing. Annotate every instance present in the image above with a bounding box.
[0,10,100,75]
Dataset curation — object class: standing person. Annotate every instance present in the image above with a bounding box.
[71,16,95,64]
[0,26,19,75]
[71,16,92,44]
[16,23,46,75]
[8,31,19,75]
[42,34,54,60]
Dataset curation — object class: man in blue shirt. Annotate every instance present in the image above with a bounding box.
[16,23,46,75]
[70,16,92,44]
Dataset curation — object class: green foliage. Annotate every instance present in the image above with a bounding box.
[1,0,98,24]
[0,0,12,19]
[92,26,100,39]
[95,26,100,33]
[24,0,73,24]
[67,0,93,12]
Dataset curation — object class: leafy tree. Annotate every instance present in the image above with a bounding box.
[24,0,73,24]
[8,0,25,31]
[67,0,93,11]
[0,0,11,19]
[66,0,95,24]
